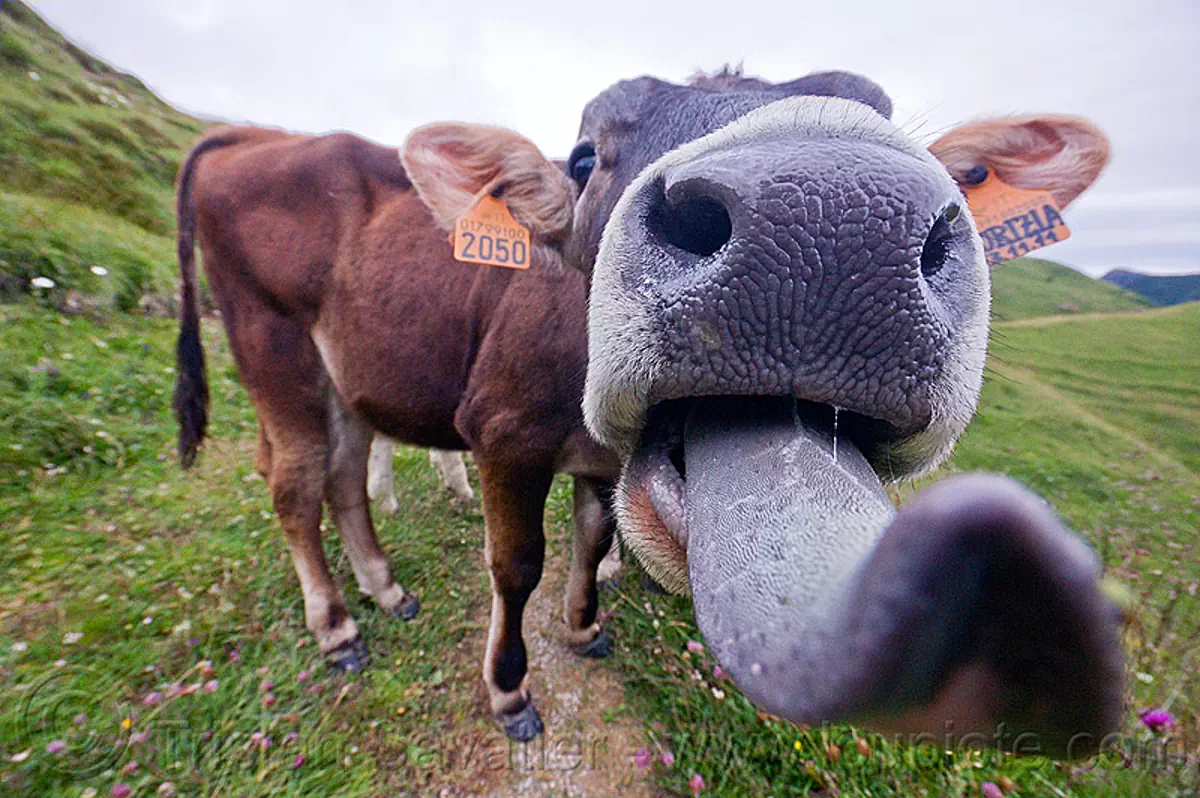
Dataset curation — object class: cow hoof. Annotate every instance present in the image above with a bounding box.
[497,699,543,742]
[393,595,420,620]
[326,637,370,673]
[569,630,613,659]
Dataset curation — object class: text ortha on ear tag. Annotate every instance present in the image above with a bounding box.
[453,194,531,270]
[965,174,1071,266]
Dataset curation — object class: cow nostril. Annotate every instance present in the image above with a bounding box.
[650,190,733,258]
[919,203,960,278]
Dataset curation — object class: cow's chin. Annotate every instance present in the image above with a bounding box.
[611,395,1125,757]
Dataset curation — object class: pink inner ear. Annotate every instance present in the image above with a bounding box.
[930,115,1110,211]
[402,130,485,231]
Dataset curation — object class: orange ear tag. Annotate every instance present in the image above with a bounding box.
[964,174,1070,266]
[453,194,531,270]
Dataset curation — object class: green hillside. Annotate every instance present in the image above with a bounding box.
[990,257,1151,321]
[3,302,1197,797]
[0,0,207,309]
[2,5,1197,795]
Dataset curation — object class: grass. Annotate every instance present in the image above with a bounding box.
[606,303,1200,797]
[2,3,1196,794]
[0,192,179,311]
[0,301,533,796]
[989,258,1150,321]
[1,299,1197,796]
[0,0,207,308]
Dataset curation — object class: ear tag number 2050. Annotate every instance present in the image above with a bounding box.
[454,194,531,270]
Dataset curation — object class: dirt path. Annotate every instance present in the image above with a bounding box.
[427,536,654,798]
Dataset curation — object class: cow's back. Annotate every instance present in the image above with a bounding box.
[187,125,608,469]
[192,127,410,324]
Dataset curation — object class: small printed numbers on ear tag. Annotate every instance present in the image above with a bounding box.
[965,174,1071,266]
[453,194,531,270]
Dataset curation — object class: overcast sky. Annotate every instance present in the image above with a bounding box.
[28,0,1200,276]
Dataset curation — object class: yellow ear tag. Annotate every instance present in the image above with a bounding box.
[965,174,1071,266]
[453,194,531,270]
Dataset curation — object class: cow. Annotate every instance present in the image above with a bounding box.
[394,68,1124,757]
[364,440,625,580]
[173,125,619,741]
[367,441,475,512]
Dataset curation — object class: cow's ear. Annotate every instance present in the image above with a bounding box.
[930,115,1110,210]
[402,123,574,242]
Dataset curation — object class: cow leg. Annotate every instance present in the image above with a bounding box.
[596,545,623,584]
[477,459,552,741]
[367,435,399,515]
[562,476,616,658]
[429,449,475,504]
[326,394,419,620]
[254,420,273,482]
[263,419,366,671]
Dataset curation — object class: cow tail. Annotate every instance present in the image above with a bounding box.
[173,132,233,468]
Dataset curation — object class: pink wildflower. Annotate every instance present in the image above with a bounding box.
[1140,708,1176,731]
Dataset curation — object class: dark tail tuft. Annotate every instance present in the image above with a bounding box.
[173,134,231,468]
[174,315,207,468]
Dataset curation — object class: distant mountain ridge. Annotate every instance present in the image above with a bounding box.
[1102,269,1200,307]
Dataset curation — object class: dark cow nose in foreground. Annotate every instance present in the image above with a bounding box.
[616,136,977,438]
[651,178,734,257]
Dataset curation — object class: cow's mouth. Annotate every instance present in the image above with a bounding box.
[616,395,1125,758]
[621,396,899,594]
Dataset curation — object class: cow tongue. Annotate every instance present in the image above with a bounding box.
[683,396,894,720]
[681,397,1125,756]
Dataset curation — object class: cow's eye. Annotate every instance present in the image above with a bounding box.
[568,142,597,188]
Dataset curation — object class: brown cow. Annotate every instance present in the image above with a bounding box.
[173,125,618,740]
[395,70,1125,757]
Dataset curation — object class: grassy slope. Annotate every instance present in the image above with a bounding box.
[2,301,1197,797]
[0,304,509,796]
[2,3,1196,794]
[989,258,1151,321]
[0,0,207,307]
[610,303,1200,797]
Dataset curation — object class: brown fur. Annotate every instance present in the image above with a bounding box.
[930,115,1110,209]
[174,125,618,727]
